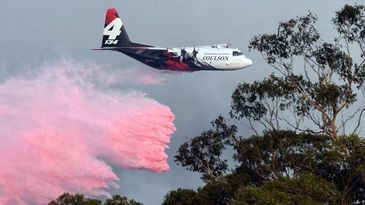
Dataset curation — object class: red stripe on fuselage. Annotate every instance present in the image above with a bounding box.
[164,60,193,71]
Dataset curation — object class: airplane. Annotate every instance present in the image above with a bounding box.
[95,8,253,72]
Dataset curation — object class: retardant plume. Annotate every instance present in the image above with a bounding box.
[0,61,175,205]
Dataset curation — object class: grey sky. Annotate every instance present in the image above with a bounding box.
[0,0,364,204]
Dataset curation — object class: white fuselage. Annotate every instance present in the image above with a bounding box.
[168,44,253,70]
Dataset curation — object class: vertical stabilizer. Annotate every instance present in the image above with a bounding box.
[102,8,131,47]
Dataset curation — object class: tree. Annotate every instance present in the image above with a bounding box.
[174,128,365,204]
[172,4,365,205]
[232,173,340,205]
[174,116,237,181]
[197,180,234,205]
[48,193,102,205]
[233,4,365,141]
[162,181,235,205]
[104,195,143,205]
[48,194,143,205]
[162,189,202,205]
[235,131,365,203]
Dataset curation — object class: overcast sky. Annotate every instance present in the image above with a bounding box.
[1,0,364,204]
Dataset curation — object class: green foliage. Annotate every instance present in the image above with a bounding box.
[175,127,365,204]
[198,180,234,205]
[232,174,340,205]
[162,189,202,205]
[162,181,234,205]
[48,193,102,205]
[171,4,365,205]
[104,195,143,205]
[246,4,365,140]
[249,12,320,64]
[234,130,329,182]
[48,194,142,205]
[333,5,365,44]
[231,74,298,121]
[174,116,237,181]
[234,130,365,203]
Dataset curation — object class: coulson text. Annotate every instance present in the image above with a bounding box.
[202,56,229,61]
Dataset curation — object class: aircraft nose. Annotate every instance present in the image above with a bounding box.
[242,57,253,67]
[246,58,253,66]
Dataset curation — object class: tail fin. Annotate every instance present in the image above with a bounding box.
[101,8,133,48]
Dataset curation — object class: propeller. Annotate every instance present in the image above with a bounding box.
[192,45,199,58]
[193,45,199,52]
[180,47,186,62]
[180,47,186,55]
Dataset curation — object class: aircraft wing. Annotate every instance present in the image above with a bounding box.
[132,47,168,51]
[93,47,168,51]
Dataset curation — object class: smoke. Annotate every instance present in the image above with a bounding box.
[0,60,176,205]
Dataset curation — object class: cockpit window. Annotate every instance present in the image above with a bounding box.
[232,51,243,56]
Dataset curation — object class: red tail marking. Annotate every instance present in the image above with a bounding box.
[105,8,119,26]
